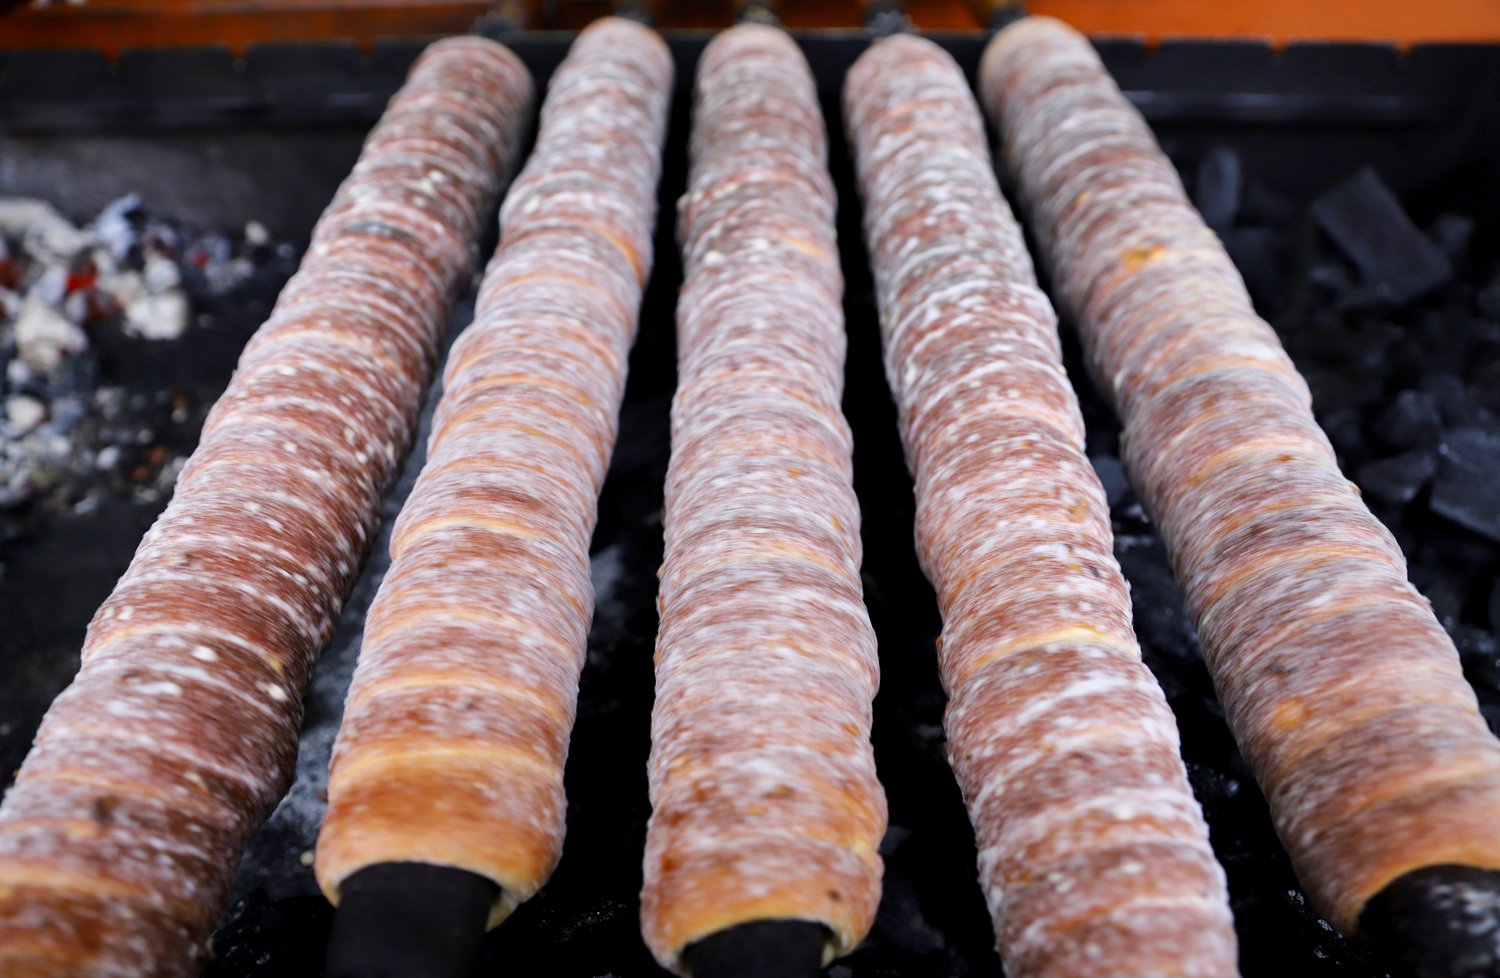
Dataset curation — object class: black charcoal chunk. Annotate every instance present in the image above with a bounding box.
[1431,428,1500,542]
[1241,179,1298,226]
[1311,168,1452,305]
[1194,147,1242,232]
[1089,452,1131,509]
[1225,226,1285,313]
[1318,407,1366,461]
[1356,448,1437,505]
[1453,625,1500,697]
[1477,271,1500,320]
[1474,360,1500,415]
[1428,213,1474,262]
[1307,258,1355,295]
[1412,563,1464,630]
[1419,372,1470,423]
[1416,307,1497,375]
[1376,390,1443,450]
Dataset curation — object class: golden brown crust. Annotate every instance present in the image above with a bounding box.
[846,34,1238,978]
[313,18,672,927]
[0,37,533,978]
[981,15,1500,935]
[640,24,886,973]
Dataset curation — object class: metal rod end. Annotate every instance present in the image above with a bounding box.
[325,862,499,978]
[1360,864,1500,978]
[682,919,830,978]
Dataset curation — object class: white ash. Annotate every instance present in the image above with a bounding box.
[13,296,86,373]
[0,193,294,519]
[5,395,45,437]
[0,198,90,262]
[125,290,189,341]
[92,194,142,260]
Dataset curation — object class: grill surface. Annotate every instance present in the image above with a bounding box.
[2,31,1498,978]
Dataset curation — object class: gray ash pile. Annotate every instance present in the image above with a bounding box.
[0,195,300,542]
[0,195,301,800]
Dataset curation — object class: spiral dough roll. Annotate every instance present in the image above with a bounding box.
[0,37,532,978]
[981,16,1500,936]
[845,34,1238,978]
[640,24,887,973]
[314,17,673,925]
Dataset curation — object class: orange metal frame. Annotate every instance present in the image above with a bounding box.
[2,0,1498,55]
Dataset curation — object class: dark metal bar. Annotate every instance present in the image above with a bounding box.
[1360,865,1500,978]
[611,0,656,27]
[735,0,780,27]
[969,0,1025,32]
[681,919,829,978]
[859,0,910,37]
[472,0,530,37]
[324,862,498,978]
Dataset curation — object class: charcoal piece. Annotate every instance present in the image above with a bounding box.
[1309,364,1390,413]
[1356,448,1437,506]
[1414,373,1495,433]
[200,892,332,978]
[1431,427,1500,543]
[870,862,946,959]
[1419,372,1469,422]
[1376,390,1443,450]
[1416,307,1497,374]
[1225,226,1285,313]
[1453,625,1500,697]
[1089,452,1131,509]
[1473,360,1500,414]
[1310,167,1452,305]
[1285,312,1396,367]
[1360,865,1500,978]
[1194,146,1242,232]
[1318,407,1367,462]
[1477,271,1500,320]
[1411,563,1463,630]
[1428,213,1474,262]
[1240,179,1298,226]
[1307,259,1355,296]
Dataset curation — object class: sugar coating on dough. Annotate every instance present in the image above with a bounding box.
[846,34,1239,978]
[640,23,887,974]
[981,15,1500,936]
[314,17,672,930]
[0,36,533,978]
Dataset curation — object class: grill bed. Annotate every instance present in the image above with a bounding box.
[2,29,1499,978]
